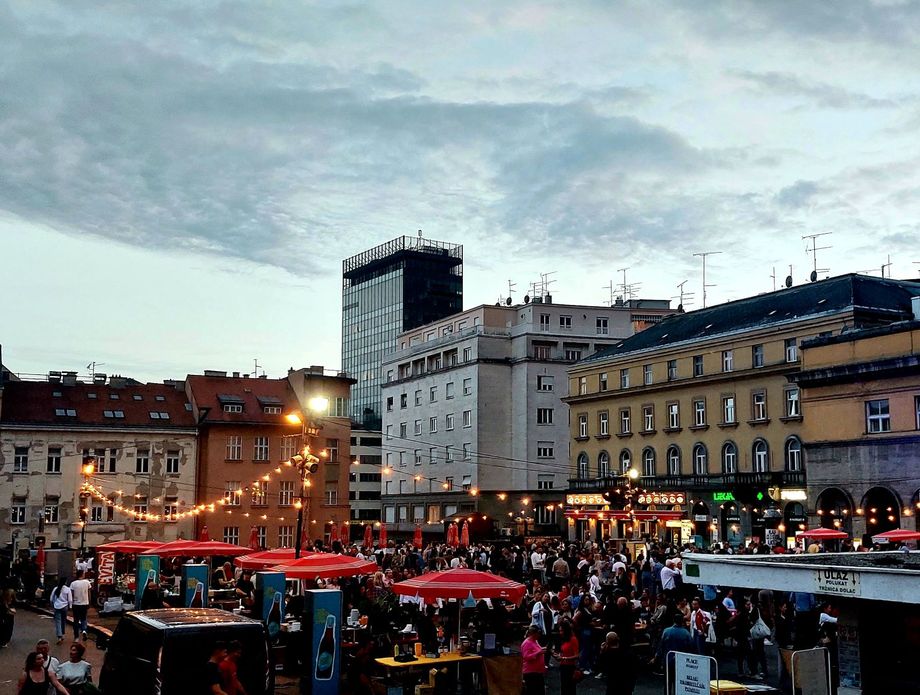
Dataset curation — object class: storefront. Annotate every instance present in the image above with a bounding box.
[564,492,686,543]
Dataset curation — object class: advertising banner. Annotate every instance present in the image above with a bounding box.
[254,572,285,641]
[97,551,116,586]
[135,555,159,607]
[302,589,342,695]
[180,563,209,607]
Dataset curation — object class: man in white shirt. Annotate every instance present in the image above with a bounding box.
[530,546,546,584]
[69,571,93,641]
[660,559,681,595]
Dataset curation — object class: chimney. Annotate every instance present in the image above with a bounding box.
[232,371,240,378]
[93,373,107,385]
[912,296,920,321]
[48,371,62,384]
[309,365,324,375]
[544,294,552,304]
[204,370,227,378]
[109,375,127,388]
[62,371,78,386]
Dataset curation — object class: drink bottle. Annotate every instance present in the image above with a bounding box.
[190,581,204,608]
[267,591,282,640]
[314,615,336,680]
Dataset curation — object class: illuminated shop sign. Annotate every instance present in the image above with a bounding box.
[637,492,686,506]
[712,491,735,502]
[566,494,606,506]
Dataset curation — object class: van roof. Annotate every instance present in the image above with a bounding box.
[130,608,264,629]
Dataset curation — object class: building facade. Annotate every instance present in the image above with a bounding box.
[564,274,920,548]
[791,315,920,543]
[0,374,197,550]
[186,368,353,550]
[342,235,463,431]
[379,297,672,540]
[349,431,383,534]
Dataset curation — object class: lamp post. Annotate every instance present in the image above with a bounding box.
[286,397,329,558]
[79,458,95,556]
[603,467,641,540]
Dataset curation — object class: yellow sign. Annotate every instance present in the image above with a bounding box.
[566,494,605,506]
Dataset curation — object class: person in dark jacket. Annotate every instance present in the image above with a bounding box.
[599,631,637,695]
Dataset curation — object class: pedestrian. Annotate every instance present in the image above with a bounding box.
[521,626,547,695]
[0,586,16,647]
[18,651,69,695]
[689,598,713,655]
[658,613,694,677]
[69,571,92,642]
[219,640,249,695]
[54,641,93,694]
[205,642,229,695]
[35,638,61,673]
[50,577,72,644]
[553,621,580,695]
[598,631,637,695]
[731,596,753,677]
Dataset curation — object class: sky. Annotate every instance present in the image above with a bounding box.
[3,1,920,383]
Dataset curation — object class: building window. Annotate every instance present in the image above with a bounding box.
[44,500,60,524]
[578,414,589,438]
[399,393,408,409]
[223,404,243,413]
[463,347,472,362]
[133,497,148,522]
[693,355,704,377]
[537,475,554,490]
[427,505,441,524]
[667,402,680,429]
[559,315,572,330]
[752,344,764,368]
[866,399,891,433]
[386,425,393,441]
[537,408,553,425]
[785,388,800,417]
[429,386,437,403]
[429,416,438,433]
[915,396,920,429]
[599,411,609,436]
[106,448,118,473]
[643,406,654,431]
[414,419,422,435]
[533,344,552,360]
[162,497,178,522]
[136,450,150,474]
[415,450,422,465]
[253,436,270,461]
[579,376,588,395]
[537,375,554,392]
[13,446,28,473]
[463,378,472,395]
[166,451,180,475]
[596,317,608,335]
[445,477,454,491]
[599,372,608,391]
[619,449,631,474]
[540,314,551,331]
[10,503,26,525]
[785,437,802,472]
[263,406,281,415]
[46,447,62,474]
[535,505,556,526]
[693,444,708,475]
[642,448,656,476]
[643,364,653,385]
[752,391,767,421]
[722,350,733,372]
[446,382,455,399]
[461,475,472,490]
[226,436,242,461]
[753,440,769,472]
[225,481,242,506]
[619,369,630,389]
[325,486,337,506]
[415,390,422,406]
[446,413,455,431]
[577,453,589,479]
[619,409,631,434]
[445,446,454,462]
[784,337,798,362]
[399,422,407,438]
[564,348,583,361]
[693,399,706,426]
[277,480,295,507]
[722,396,736,424]
[537,441,554,458]
[278,526,294,548]
[722,442,737,474]
[462,410,472,428]
[429,447,438,465]
[666,446,681,475]
[598,451,610,477]
[386,397,393,412]
[667,360,677,381]
[399,451,406,467]
[252,483,267,506]
[223,527,240,545]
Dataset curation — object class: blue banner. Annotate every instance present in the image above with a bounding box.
[180,563,209,608]
[302,589,342,695]
[135,555,159,608]
[254,572,285,641]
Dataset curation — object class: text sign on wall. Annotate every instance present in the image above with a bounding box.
[674,652,709,695]
[566,494,605,506]
[814,569,860,597]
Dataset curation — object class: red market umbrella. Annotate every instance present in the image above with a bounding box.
[269,553,377,580]
[199,525,210,541]
[340,521,350,544]
[413,524,423,548]
[392,568,527,604]
[141,540,250,557]
[795,528,848,540]
[95,540,164,554]
[36,545,46,575]
[460,522,470,548]
[872,529,920,543]
[378,523,387,546]
[448,522,460,548]
[329,522,339,543]
[363,524,373,549]
[234,548,315,570]
[248,527,261,551]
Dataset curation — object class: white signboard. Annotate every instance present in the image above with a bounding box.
[814,568,860,597]
[674,652,709,695]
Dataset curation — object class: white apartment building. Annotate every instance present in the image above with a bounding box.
[379,297,671,539]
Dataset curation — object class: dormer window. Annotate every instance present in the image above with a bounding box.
[223,404,243,413]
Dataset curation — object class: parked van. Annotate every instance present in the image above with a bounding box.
[98,608,271,694]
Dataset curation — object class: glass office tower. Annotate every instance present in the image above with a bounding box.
[342,236,463,430]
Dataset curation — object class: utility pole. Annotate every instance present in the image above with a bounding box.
[693,251,722,308]
[802,232,832,280]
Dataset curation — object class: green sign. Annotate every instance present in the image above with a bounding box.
[713,491,735,502]
[756,491,765,501]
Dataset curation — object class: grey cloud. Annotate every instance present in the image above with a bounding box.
[775,180,822,208]
[733,70,899,110]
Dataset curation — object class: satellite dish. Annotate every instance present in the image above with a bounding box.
[505,297,512,306]
[494,301,500,306]
[810,270,818,282]
[524,294,530,303]
[785,275,793,288]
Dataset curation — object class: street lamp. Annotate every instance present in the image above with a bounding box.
[286,397,329,558]
[79,458,95,556]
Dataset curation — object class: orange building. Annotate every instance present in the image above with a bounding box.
[185,368,353,549]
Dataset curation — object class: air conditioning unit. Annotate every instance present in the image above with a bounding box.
[499,528,514,537]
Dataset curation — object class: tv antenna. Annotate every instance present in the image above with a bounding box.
[507,279,517,301]
[692,251,722,308]
[802,232,832,281]
[616,267,641,301]
[770,267,777,292]
[533,271,557,298]
[602,280,615,306]
[881,254,893,279]
[672,280,695,312]
[253,359,263,378]
[86,361,105,381]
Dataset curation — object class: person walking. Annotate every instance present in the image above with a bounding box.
[554,621,580,695]
[521,626,547,695]
[0,586,16,648]
[69,571,92,641]
[54,641,93,694]
[18,652,69,695]
[49,577,72,644]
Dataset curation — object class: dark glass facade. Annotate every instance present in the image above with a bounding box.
[342,236,463,430]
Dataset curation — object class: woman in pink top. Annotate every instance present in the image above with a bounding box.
[521,625,546,695]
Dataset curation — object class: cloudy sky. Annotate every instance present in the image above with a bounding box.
[3,1,919,382]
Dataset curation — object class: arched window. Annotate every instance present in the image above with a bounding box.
[721,442,737,474]
[666,445,681,476]
[577,452,589,479]
[693,444,708,475]
[753,439,769,472]
[642,448,656,477]
[598,451,610,478]
[619,449,632,474]
[785,437,802,472]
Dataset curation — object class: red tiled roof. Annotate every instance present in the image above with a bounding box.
[0,381,196,429]
[185,375,300,426]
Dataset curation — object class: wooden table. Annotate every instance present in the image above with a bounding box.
[376,652,483,695]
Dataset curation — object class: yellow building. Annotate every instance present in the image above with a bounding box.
[791,317,920,544]
[564,274,920,547]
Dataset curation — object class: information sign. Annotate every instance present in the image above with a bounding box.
[814,568,860,597]
[671,651,715,695]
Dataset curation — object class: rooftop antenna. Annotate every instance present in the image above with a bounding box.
[770,266,777,292]
[253,359,263,378]
[602,280,615,306]
[616,267,641,301]
[507,279,517,301]
[86,361,105,381]
[802,232,832,281]
[693,251,722,308]
[881,254,893,279]
[539,271,557,297]
[673,280,695,312]
[417,229,423,238]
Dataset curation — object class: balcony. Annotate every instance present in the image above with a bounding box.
[568,470,805,492]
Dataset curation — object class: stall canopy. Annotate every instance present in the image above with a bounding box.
[795,528,849,539]
[269,553,378,580]
[96,540,164,554]
[391,568,526,604]
[234,548,316,570]
[872,529,920,543]
[141,540,250,557]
